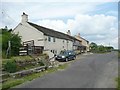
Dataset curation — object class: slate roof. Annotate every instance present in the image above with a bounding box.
[79,36,89,42]
[28,22,76,41]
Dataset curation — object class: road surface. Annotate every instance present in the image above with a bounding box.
[15,51,118,88]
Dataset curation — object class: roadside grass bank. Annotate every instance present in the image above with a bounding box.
[91,51,113,54]
[118,51,120,58]
[117,51,120,90]
[0,34,2,90]
[2,54,50,73]
[2,63,68,90]
[116,77,120,90]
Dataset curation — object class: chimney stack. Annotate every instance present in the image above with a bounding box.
[67,30,71,36]
[21,12,28,23]
[78,33,80,37]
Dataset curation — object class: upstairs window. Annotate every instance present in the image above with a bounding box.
[63,40,64,43]
[53,37,56,42]
[67,40,69,43]
[48,36,51,42]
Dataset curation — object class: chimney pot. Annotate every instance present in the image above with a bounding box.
[23,12,26,15]
[67,30,71,36]
[78,33,80,37]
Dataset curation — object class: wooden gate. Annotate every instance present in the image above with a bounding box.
[19,40,44,55]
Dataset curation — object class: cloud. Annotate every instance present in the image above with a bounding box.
[1,2,118,48]
[36,19,67,33]
[106,11,118,16]
[35,14,118,48]
[27,2,101,19]
[1,0,119,2]
[72,14,117,35]
[1,2,101,28]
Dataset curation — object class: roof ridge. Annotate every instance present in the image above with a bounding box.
[28,22,70,36]
[28,22,74,41]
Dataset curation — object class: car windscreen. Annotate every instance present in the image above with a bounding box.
[60,51,68,55]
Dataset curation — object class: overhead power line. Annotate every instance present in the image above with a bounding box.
[2,9,18,24]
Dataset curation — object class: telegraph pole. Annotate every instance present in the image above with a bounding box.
[6,41,11,58]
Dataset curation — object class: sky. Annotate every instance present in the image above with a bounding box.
[1,0,119,49]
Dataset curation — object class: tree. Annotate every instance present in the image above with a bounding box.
[90,41,114,53]
[2,27,22,58]
[90,42,98,52]
[98,45,105,52]
[105,46,114,52]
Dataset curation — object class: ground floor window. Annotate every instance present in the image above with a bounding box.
[50,50,57,55]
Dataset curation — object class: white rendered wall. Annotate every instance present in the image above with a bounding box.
[13,22,44,46]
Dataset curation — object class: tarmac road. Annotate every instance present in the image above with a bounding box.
[15,51,118,88]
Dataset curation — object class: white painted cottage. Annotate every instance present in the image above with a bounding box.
[14,13,79,57]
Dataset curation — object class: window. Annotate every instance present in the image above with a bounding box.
[53,50,55,53]
[55,50,57,54]
[63,40,64,43]
[53,37,56,42]
[67,40,69,43]
[48,36,51,42]
[51,50,52,52]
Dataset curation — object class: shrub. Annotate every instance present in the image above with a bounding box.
[2,28,22,58]
[42,53,49,59]
[2,51,6,59]
[4,60,17,73]
[39,61,45,66]
[11,56,33,62]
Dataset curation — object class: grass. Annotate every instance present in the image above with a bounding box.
[2,63,68,90]
[118,51,120,58]
[0,34,1,57]
[11,56,33,61]
[2,55,46,73]
[0,35,2,70]
[0,34,2,43]
[2,56,30,64]
[116,77,120,90]
[2,79,24,90]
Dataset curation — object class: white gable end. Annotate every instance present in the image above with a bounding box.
[14,22,44,46]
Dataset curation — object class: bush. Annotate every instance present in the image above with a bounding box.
[2,51,6,59]
[39,61,45,66]
[11,56,33,62]
[2,28,22,58]
[4,60,17,73]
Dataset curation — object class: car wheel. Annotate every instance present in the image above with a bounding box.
[65,58,68,62]
[73,56,76,60]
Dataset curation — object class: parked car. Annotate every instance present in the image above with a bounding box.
[55,50,76,62]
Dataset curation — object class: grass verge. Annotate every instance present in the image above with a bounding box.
[118,51,120,58]
[2,63,68,90]
[116,77,120,90]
